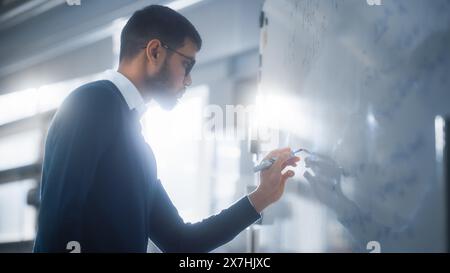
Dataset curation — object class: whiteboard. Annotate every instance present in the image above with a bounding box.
[257,0,450,252]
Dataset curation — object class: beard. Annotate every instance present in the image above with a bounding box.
[144,59,180,111]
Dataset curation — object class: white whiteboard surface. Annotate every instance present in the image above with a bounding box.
[257,0,450,252]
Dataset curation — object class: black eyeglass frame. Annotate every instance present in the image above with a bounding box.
[142,41,196,76]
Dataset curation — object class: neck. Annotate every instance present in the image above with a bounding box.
[117,63,152,103]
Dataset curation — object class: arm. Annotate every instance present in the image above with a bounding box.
[147,179,260,253]
[147,148,299,252]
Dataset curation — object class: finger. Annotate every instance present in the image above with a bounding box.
[281,170,295,183]
[263,147,291,160]
[276,177,289,198]
[282,156,300,169]
[303,171,317,183]
[287,156,301,164]
[281,161,298,169]
[279,170,295,194]
[273,151,292,171]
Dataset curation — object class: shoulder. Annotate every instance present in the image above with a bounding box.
[51,80,127,132]
[62,80,126,113]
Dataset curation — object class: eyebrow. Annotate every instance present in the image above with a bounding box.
[181,54,195,63]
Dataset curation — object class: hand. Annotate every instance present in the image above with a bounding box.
[249,147,300,213]
[303,154,352,215]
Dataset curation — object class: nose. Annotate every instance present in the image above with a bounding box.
[184,74,192,87]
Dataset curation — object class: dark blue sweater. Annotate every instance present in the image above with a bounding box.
[33,80,260,253]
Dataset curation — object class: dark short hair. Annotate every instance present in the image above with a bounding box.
[119,5,202,62]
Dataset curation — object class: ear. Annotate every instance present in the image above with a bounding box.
[144,39,164,65]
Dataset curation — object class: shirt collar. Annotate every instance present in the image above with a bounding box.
[101,69,147,117]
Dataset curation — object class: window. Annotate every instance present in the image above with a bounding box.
[0,180,37,243]
[0,130,42,172]
[141,85,211,223]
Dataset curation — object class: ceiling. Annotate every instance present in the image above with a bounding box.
[0,0,65,31]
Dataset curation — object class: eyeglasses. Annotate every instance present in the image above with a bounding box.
[142,41,196,77]
[162,43,196,76]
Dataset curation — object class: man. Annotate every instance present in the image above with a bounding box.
[33,5,299,253]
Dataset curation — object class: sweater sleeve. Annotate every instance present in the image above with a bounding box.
[147,179,261,253]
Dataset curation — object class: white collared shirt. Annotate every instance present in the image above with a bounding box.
[101,69,148,118]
